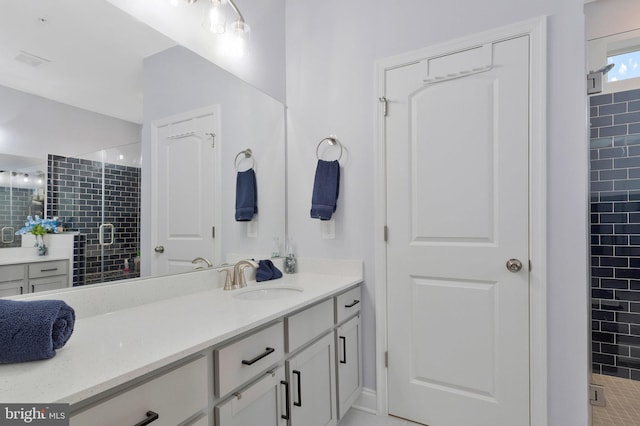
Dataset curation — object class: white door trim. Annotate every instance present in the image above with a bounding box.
[374,16,547,426]
[150,105,222,274]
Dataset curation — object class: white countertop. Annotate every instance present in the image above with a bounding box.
[0,259,363,406]
[0,253,70,266]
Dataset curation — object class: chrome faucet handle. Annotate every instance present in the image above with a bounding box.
[192,257,213,268]
[219,268,234,291]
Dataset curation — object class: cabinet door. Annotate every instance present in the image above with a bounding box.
[0,280,25,296]
[287,332,337,426]
[29,275,67,293]
[216,366,287,426]
[336,314,362,419]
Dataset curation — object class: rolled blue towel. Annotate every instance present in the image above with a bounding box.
[310,160,340,220]
[235,168,258,221]
[0,299,75,363]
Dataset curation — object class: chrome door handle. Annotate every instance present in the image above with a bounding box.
[154,246,165,253]
[98,223,115,246]
[506,258,523,273]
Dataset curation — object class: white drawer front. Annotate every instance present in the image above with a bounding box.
[285,299,333,353]
[215,321,285,397]
[335,286,361,324]
[28,260,68,279]
[0,264,25,282]
[70,356,208,426]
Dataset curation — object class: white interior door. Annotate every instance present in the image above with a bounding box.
[386,36,531,425]
[151,107,220,275]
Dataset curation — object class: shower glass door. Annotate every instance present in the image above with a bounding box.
[47,143,141,286]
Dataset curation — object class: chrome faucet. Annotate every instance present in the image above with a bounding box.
[232,259,258,289]
[192,257,213,269]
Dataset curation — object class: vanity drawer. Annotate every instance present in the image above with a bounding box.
[285,299,334,353]
[335,286,361,324]
[0,264,25,282]
[70,356,208,426]
[28,260,68,278]
[215,321,284,397]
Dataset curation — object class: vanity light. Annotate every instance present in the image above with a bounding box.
[204,0,226,34]
[193,0,250,57]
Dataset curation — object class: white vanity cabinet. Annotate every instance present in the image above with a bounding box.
[70,356,209,426]
[284,298,338,426]
[0,264,26,297]
[215,366,288,426]
[28,260,69,293]
[334,285,362,419]
[0,260,69,296]
[336,314,362,418]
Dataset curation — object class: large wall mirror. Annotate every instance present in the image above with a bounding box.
[0,0,286,287]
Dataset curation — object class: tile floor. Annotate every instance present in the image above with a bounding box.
[339,409,423,426]
[592,373,640,426]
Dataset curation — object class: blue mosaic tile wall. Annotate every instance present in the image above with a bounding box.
[591,88,640,380]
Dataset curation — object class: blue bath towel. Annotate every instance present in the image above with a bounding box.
[310,160,340,220]
[0,299,75,363]
[235,168,258,221]
[256,260,283,282]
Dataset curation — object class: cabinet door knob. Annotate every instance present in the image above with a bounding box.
[132,410,159,426]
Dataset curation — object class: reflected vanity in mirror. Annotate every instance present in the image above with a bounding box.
[0,0,286,290]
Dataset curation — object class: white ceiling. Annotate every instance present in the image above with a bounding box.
[0,0,176,124]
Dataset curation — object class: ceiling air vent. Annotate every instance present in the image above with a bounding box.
[14,50,51,68]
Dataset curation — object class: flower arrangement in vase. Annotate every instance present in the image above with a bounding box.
[15,215,59,256]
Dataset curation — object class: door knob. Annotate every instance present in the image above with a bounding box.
[506,258,523,272]
[154,246,165,253]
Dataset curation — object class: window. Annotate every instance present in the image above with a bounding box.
[607,50,640,82]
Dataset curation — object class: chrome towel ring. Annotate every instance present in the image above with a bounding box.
[316,137,343,162]
[234,149,255,171]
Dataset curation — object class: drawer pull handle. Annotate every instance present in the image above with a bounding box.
[339,336,347,364]
[280,380,290,420]
[241,347,275,366]
[40,268,58,272]
[344,300,360,308]
[133,410,159,426]
[293,370,302,407]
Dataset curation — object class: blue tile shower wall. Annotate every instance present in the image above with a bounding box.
[591,88,640,380]
[47,154,140,286]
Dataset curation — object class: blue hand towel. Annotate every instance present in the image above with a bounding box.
[310,160,340,220]
[256,260,283,282]
[235,168,258,221]
[0,299,75,363]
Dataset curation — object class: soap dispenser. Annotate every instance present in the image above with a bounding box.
[284,237,297,274]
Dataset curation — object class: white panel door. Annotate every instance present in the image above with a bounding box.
[386,36,530,425]
[151,107,220,275]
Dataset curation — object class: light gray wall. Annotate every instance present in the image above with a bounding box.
[285,1,588,425]
[0,85,141,162]
[141,46,286,274]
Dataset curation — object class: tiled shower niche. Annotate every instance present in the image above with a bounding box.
[591,88,640,380]
[47,154,140,286]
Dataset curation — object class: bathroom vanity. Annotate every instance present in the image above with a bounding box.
[0,259,363,426]
[0,258,70,297]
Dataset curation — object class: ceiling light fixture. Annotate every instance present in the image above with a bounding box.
[181,0,250,58]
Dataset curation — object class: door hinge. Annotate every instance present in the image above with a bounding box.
[384,226,388,242]
[589,384,606,406]
[379,97,388,117]
[212,226,215,239]
[385,351,388,368]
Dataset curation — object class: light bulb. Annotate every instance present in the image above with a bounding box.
[224,19,250,58]
[204,0,226,34]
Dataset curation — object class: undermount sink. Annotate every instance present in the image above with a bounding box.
[233,285,303,301]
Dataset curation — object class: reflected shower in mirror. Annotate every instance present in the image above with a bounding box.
[0,0,286,289]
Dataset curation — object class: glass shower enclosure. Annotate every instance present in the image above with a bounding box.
[47,143,141,286]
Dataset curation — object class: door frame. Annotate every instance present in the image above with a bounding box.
[373,17,548,426]
[150,105,222,275]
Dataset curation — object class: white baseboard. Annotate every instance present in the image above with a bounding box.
[351,387,377,415]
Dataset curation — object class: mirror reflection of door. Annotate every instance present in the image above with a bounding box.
[151,106,221,276]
